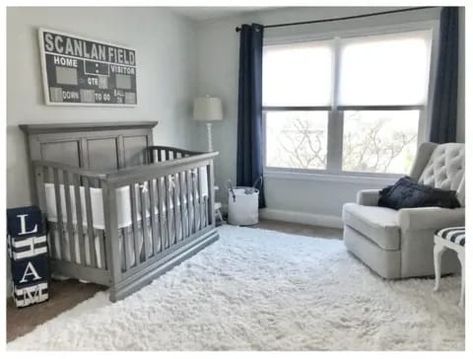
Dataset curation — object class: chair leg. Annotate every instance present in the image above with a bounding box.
[457,250,465,308]
[433,240,446,292]
[216,208,224,223]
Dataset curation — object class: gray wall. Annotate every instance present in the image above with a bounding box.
[7,6,465,219]
[194,6,465,225]
[7,7,199,207]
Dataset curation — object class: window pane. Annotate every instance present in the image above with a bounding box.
[342,110,419,174]
[265,111,328,169]
[263,41,333,106]
[339,31,432,106]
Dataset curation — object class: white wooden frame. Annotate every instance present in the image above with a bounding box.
[38,28,138,107]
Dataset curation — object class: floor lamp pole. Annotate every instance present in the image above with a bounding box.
[207,122,213,152]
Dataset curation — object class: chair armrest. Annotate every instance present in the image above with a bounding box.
[356,189,381,206]
[398,207,465,231]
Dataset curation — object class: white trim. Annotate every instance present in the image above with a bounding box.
[264,169,398,186]
[260,208,343,229]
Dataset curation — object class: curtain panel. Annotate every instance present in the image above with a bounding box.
[430,7,460,143]
[237,23,265,207]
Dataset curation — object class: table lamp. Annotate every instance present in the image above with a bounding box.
[193,95,223,152]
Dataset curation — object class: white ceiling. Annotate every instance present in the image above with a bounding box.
[169,6,270,21]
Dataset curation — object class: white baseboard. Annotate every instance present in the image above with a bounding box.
[260,208,343,229]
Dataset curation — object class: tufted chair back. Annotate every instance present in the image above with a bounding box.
[413,143,465,206]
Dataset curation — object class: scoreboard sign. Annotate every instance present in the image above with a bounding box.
[38,28,137,106]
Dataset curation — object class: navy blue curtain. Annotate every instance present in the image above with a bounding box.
[237,23,265,207]
[430,7,459,143]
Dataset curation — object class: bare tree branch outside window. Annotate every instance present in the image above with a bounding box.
[266,110,418,174]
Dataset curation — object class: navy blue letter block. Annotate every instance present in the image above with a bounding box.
[7,206,44,238]
[7,206,49,308]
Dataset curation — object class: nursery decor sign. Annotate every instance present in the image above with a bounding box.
[38,28,137,106]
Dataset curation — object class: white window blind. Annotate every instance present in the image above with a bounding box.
[338,30,432,106]
[263,41,333,107]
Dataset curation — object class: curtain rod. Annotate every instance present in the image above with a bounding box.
[234,6,437,32]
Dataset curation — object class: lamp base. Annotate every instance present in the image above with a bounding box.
[207,122,213,152]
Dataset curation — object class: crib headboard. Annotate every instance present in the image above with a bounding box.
[20,121,157,171]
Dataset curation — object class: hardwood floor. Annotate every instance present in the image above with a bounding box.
[6,219,343,342]
[255,219,343,239]
[7,280,105,342]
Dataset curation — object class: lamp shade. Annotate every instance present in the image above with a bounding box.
[193,96,223,121]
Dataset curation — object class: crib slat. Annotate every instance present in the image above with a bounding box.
[186,170,194,234]
[173,173,181,242]
[149,178,159,255]
[34,165,47,218]
[179,171,188,239]
[130,184,142,265]
[207,161,216,226]
[195,168,201,231]
[83,177,97,268]
[49,222,58,259]
[197,168,205,230]
[123,228,131,271]
[141,181,151,259]
[52,168,67,261]
[192,170,199,232]
[72,174,86,265]
[63,171,76,263]
[101,181,121,283]
[165,175,173,247]
[157,177,167,251]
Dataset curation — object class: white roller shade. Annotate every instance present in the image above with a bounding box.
[338,30,432,106]
[263,40,333,107]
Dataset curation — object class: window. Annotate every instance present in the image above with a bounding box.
[342,110,420,173]
[265,111,329,169]
[263,28,433,175]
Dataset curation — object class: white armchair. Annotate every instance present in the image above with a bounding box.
[343,142,465,279]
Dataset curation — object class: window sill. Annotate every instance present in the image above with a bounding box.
[263,168,400,186]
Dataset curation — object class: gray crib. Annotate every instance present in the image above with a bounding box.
[21,121,219,302]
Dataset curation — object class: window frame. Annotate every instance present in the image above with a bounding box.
[262,20,439,180]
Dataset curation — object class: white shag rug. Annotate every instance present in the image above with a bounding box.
[8,225,464,351]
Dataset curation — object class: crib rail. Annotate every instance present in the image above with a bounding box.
[103,151,217,286]
[147,145,203,163]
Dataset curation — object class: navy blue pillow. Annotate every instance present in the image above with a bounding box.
[378,176,460,210]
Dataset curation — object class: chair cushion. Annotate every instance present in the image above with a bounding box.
[343,203,400,250]
[435,226,465,246]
